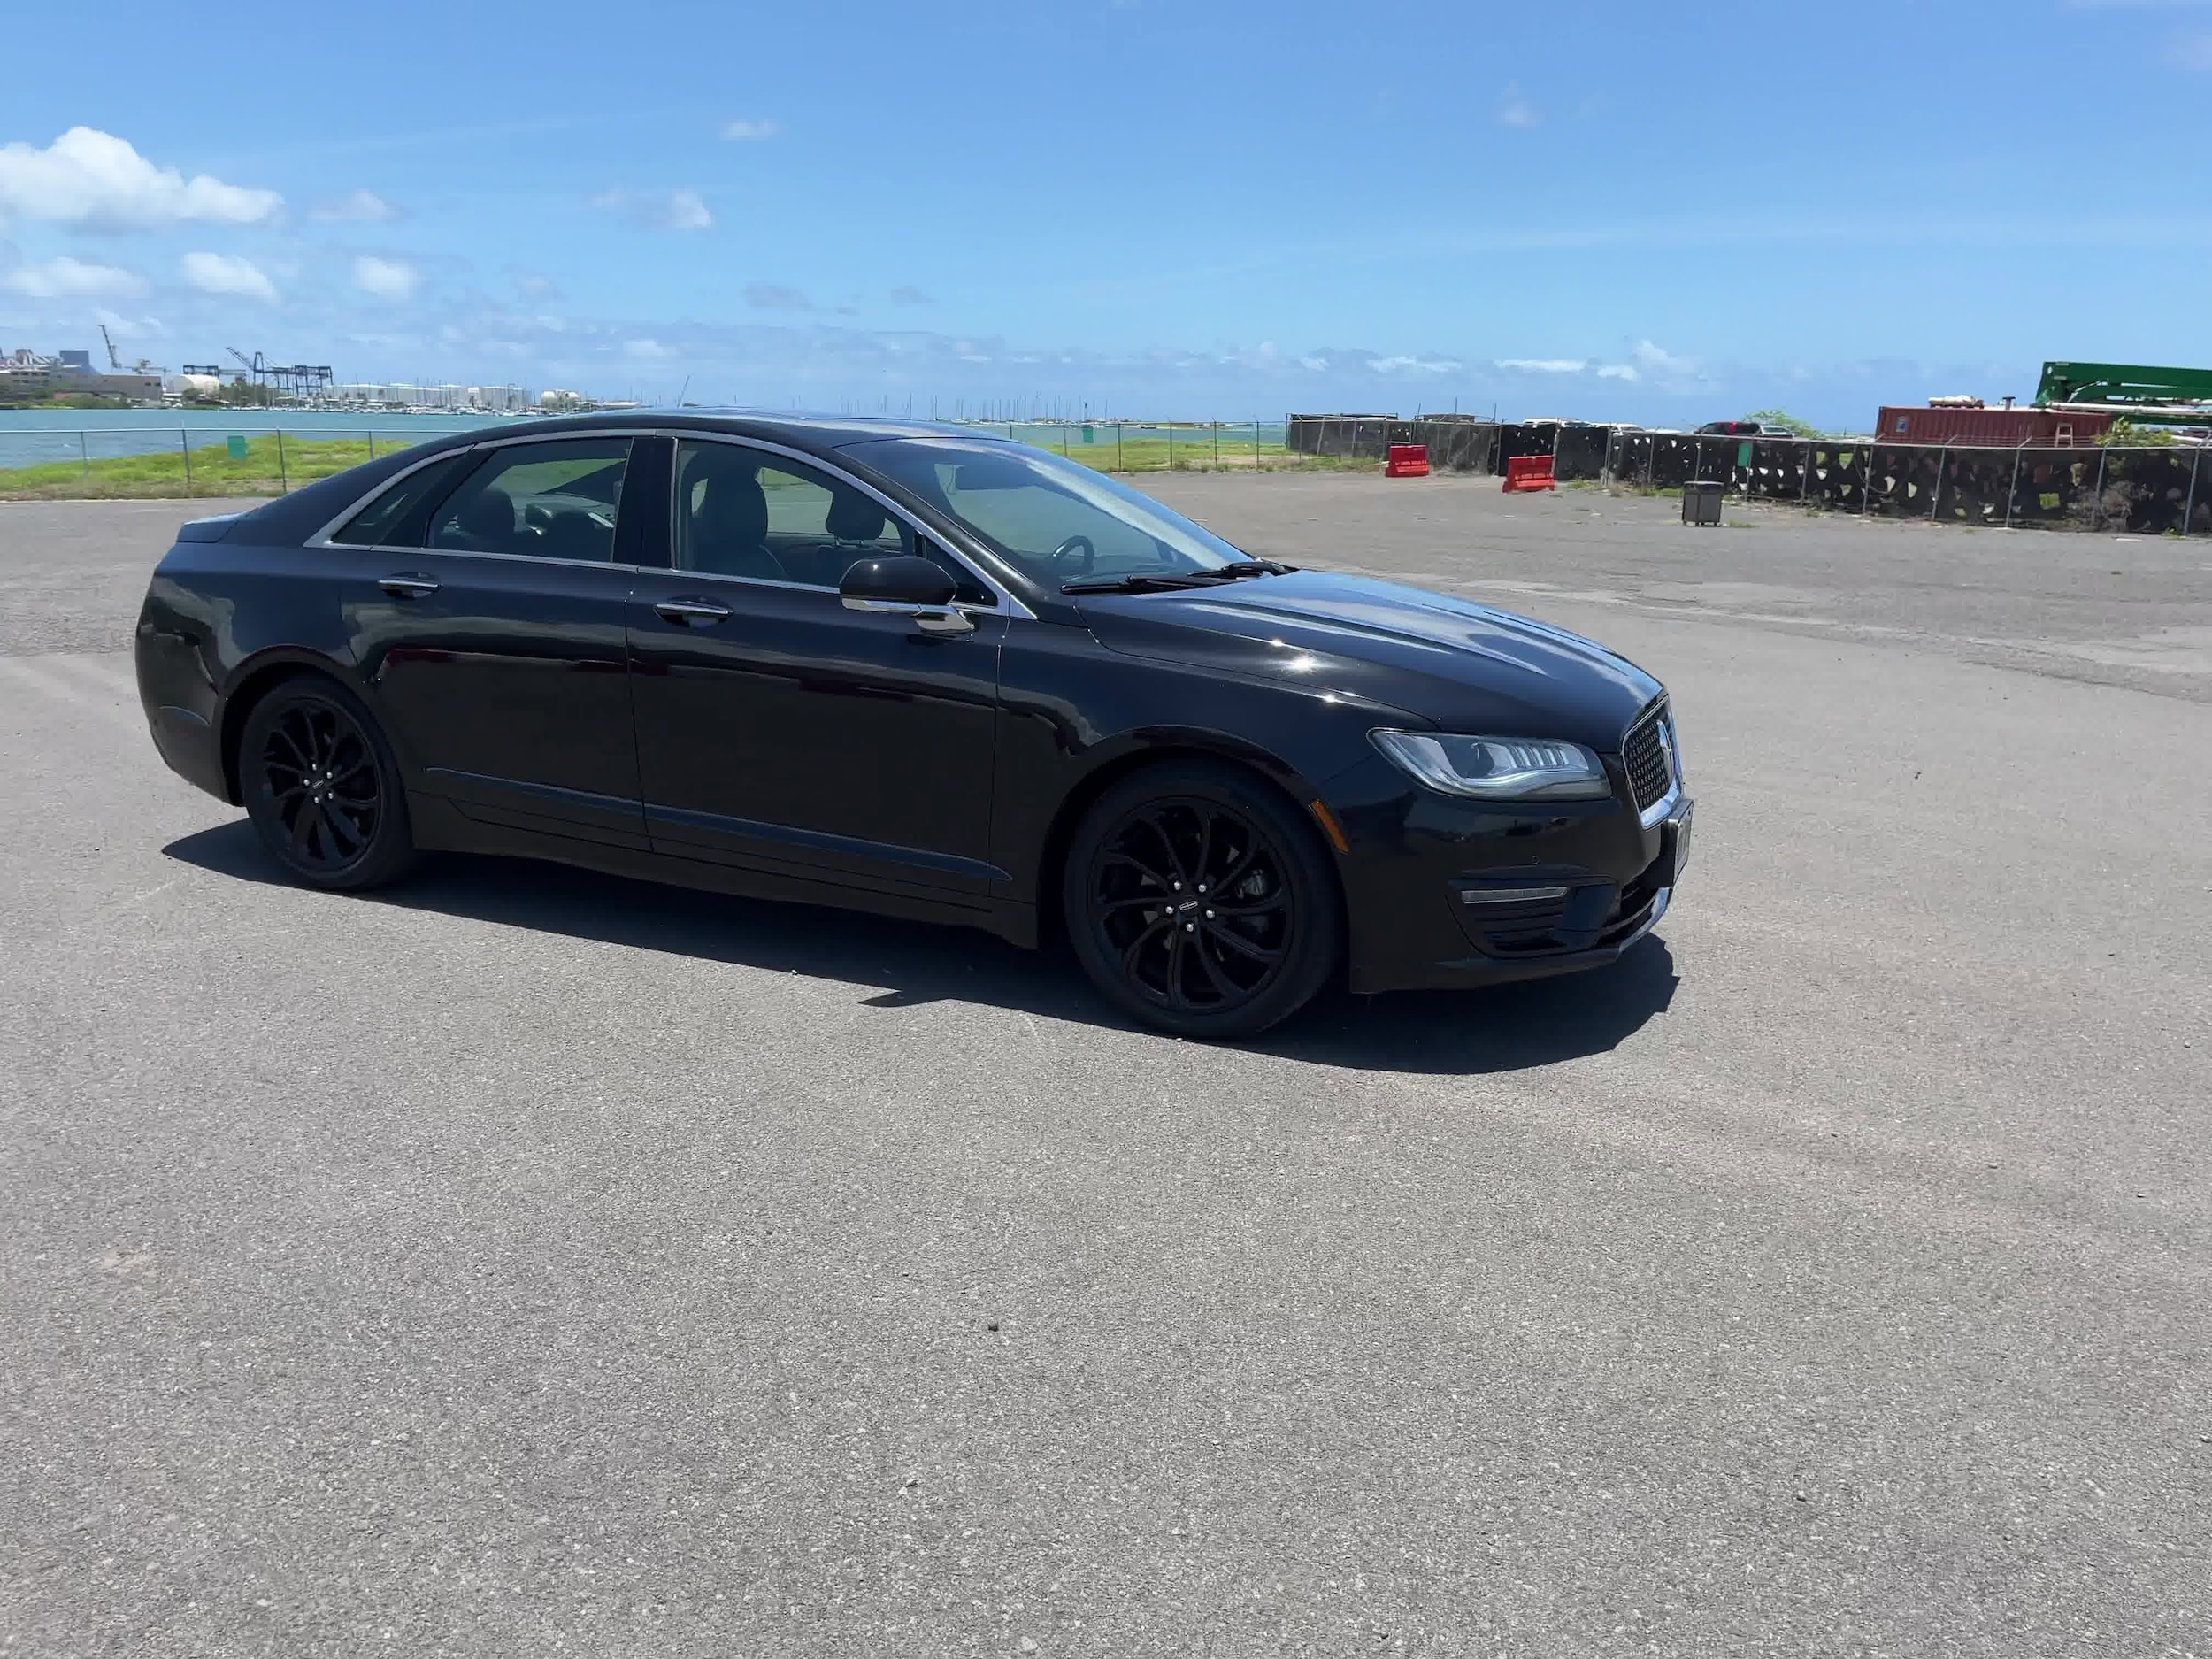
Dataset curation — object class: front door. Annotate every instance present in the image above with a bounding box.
[626,439,1004,896]
[341,434,647,847]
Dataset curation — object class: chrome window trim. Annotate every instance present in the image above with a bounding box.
[625,565,1007,618]
[304,423,1036,618]
[666,431,1035,620]
[369,544,641,573]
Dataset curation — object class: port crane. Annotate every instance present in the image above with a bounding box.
[98,322,163,377]
[222,346,334,403]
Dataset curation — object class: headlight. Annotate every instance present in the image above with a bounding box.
[1369,729,1611,801]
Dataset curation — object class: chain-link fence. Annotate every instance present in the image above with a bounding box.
[8,417,2202,531]
[952,420,1345,473]
[0,418,1365,500]
[0,420,495,501]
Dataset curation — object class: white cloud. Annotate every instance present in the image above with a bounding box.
[1632,338,1696,374]
[1597,363,1640,380]
[2,254,147,299]
[1496,83,1540,127]
[93,306,164,336]
[0,127,280,230]
[1498,357,1586,373]
[180,250,277,302]
[352,255,419,300]
[720,119,780,141]
[312,188,399,221]
[1371,354,1462,375]
[588,188,712,231]
[624,337,673,360]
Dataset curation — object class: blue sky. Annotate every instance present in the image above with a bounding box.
[4,0,2209,429]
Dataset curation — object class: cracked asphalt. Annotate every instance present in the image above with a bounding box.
[2,480,2207,1656]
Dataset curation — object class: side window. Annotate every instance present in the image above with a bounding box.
[678,441,946,591]
[329,452,474,547]
[428,437,632,563]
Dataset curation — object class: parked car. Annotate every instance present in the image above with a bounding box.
[1694,419,1764,436]
[135,416,1691,1037]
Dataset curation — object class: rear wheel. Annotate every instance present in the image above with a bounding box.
[239,678,419,890]
[1063,760,1340,1039]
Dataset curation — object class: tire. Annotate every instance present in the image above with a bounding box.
[238,675,419,891]
[1062,759,1342,1039]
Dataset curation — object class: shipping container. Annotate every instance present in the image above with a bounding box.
[1876,404,2113,447]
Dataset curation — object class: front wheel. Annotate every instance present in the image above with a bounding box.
[1063,760,1341,1039]
[239,677,419,891]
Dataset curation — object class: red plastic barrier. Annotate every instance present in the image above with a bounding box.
[1502,455,1555,493]
[1385,442,1429,478]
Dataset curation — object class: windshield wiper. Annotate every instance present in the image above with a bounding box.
[1060,572,1226,595]
[1060,559,1297,596]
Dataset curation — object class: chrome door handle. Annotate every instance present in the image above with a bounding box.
[655,597,732,626]
[378,573,440,599]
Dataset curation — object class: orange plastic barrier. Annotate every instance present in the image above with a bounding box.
[1502,455,1555,493]
[1385,442,1429,478]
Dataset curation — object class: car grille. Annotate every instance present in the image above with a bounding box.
[1622,703,1675,813]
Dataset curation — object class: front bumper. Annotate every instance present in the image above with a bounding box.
[1325,749,1691,995]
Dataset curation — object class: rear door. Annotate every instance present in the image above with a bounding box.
[335,434,656,848]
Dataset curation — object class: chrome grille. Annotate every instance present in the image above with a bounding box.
[1622,703,1675,812]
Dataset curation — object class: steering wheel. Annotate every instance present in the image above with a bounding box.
[1050,534,1096,577]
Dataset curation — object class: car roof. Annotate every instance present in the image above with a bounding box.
[413,411,1001,461]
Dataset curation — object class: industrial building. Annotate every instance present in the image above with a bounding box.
[0,346,163,403]
[330,382,529,412]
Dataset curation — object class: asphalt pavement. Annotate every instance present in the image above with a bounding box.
[1,480,2207,1656]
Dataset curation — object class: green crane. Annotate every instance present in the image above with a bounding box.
[2034,361,2212,422]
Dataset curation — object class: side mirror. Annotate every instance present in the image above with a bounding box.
[838,555,973,634]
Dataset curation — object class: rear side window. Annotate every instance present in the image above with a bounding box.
[429,438,633,563]
[329,452,475,547]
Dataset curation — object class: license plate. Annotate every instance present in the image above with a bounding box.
[1669,803,1694,880]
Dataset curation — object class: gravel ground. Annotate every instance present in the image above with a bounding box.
[1,483,2206,1657]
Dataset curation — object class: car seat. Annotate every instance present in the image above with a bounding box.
[685,458,786,580]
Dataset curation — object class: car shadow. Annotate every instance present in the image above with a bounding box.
[164,821,1678,1076]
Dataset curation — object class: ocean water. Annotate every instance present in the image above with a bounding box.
[0,409,512,469]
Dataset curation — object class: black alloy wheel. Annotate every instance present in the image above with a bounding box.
[240,679,418,890]
[1064,761,1340,1039]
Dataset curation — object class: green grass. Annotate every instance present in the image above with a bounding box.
[1042,434,1378,474]
[0,429,1379,501]
[0,434,402,500]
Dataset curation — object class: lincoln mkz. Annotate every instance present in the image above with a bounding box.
[136,416,1692,1037]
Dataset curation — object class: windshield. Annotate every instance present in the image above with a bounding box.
[842,437,1248,586]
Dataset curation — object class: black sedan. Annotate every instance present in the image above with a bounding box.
[135,415,1691,1037]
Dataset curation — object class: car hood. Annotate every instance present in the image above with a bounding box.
[1077,569,1663,747]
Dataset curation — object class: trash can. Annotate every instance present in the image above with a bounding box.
[1682,480,1724,526]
